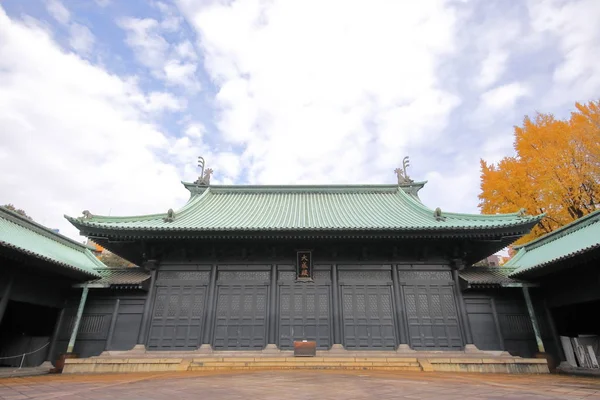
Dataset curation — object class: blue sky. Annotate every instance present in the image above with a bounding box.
[0,0,599,240]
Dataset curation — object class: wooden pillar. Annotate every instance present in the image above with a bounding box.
[137,268,157,345]
[268,264,277,344]
[67,284,89,353]
[105,299,120,351]
[47,306,66,362]
[0,273,14,327]
[331,264,342,345]
[201,264,218,345]
[522,286,545,353]
[392,265,408,345]
[452,269,474,345]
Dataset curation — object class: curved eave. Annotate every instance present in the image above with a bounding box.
[509,242,600,278]
[0,240,101,278]
[67,222,540,241]
[65,214,543,234]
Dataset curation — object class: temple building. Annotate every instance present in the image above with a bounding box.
[59,163,547,356]
[8,161,599,373]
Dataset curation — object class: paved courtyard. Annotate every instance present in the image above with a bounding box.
[1,370,599,400]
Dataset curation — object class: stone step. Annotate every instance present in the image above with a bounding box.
[188,366,424,372]
[190,361,421,367]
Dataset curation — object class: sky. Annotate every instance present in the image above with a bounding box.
[0,0,599,242]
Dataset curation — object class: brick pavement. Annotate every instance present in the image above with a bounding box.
[1,370,599,400]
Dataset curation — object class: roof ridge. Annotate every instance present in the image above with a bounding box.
[515,209,600,251]
[1,207,89,253]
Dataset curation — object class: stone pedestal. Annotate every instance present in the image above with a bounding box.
[196,344,214,354]
[397,344,416,353]
[262,344,280,353]
[129,344,148,353]
[329,344,346,353]
[464,344,482,353]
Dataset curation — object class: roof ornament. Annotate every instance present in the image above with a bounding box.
[518,208,527,217]
[195,156,213,186]
[434,207,446,221]
[82,210,93,219]
[394,156,414,185]
[163,208,175,223]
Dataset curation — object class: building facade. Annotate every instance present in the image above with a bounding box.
[63,170,545,354]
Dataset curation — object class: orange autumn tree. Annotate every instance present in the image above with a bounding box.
[479,100,600,245]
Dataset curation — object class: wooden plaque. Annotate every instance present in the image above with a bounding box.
[294,341,317,357]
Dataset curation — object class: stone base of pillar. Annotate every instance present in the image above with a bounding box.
[196,344,213,354]
[396,344,416,353]
[464,344,482,353]
[129,344,148,353]
[262,344,280,353]
[329,344,346,353]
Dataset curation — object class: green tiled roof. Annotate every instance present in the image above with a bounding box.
[459,267,524,287]
[89,268,150,288]
[66,183,542,236]
[507,210,600,277]
[0,207,102,278]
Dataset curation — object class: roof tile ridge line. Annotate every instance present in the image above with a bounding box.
[85,249,109,270]
[172,186,212,218]
[441,209,544,221]
[392,185,446,222]
[505,248,528,274]
[64,211,166,223]
[0,207,90,253]
[514,210,600,251]
[205,184,401,192]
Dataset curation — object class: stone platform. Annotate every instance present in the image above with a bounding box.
[62,348,549,374]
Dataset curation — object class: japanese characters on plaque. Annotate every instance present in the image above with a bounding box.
[296,250,313,280]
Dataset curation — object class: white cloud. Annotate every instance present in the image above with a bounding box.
[527,0,600,106]
[475,51,509,89]
[144,91,186,112]
[164,60,200,89]
[46,0,70,25]
[184,122,205,139]
[480,82,530,116]
[69,23,95,55]
[46,1,96,56]
[175,41,198,61]
[177,0,461,185]
[118,16,201,90]
[0,7,194,239]
[118,17,169,69]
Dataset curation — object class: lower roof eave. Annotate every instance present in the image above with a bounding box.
[76,225,537,241]
[509,245,600,279]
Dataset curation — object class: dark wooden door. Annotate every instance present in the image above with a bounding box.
[278,284,332,349]
[464,297,502,350]
[148,284,207,350]
[404,285,462,350]
[212,284,268,350]
[341,285,396,349]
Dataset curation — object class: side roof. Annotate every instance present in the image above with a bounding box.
[66,183,542,237]
[0,207,102,278]
[507,209,600,278]
[459,267,527,288]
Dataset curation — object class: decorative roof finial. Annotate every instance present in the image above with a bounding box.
[434,207,446,221]
[163,208,175,222]
[394,156,413,185]
[82,210,93,219]
[195,156,213,186]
